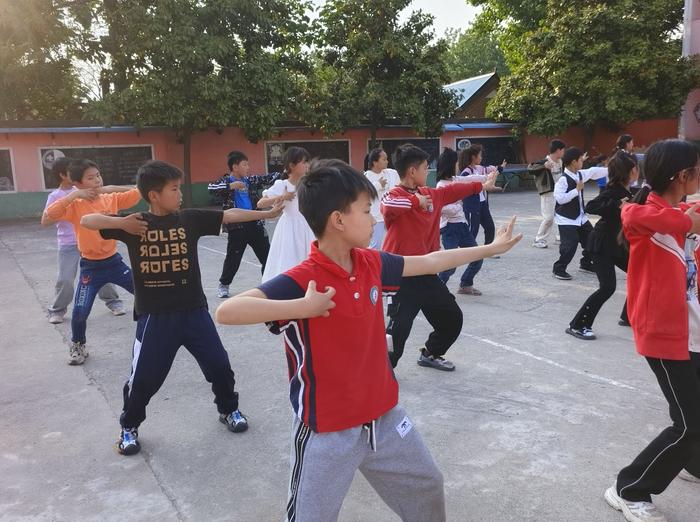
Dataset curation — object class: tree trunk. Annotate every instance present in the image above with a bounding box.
[182,131,193,208]
[369,125,377,151]
[583,125,595,154]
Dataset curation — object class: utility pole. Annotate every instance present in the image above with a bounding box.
[680,0,700,141]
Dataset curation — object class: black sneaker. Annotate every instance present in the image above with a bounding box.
[578,265,596,275]
[117,427,140,455]
[565,326,596,340]
[553,270,573,280]
[618,318,631,327]
[219,410,249,433]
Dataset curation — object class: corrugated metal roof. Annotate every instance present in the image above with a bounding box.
[0,126,166,134]
[445,72,497,108]
[443,122,514,131]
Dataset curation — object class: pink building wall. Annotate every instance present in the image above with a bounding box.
[0,118,680,195]
[521,118,680,162]
[5,129,172,192]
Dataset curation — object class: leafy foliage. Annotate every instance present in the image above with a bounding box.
[470,0,700,136]
[304,0,457,142]
[443,28,509,82]
[0,0,85,119]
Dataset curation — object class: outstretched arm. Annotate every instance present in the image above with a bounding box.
[402,216,522,277]
[80,212,148,235]
[215,281,336,325]
[45,189,98,220]
[223,200,283,224]
[100,185,136,193]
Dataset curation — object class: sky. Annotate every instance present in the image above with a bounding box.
[408,0,482,35]
[309,1,482,35]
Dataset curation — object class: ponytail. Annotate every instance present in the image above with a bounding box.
[617,185,650,252]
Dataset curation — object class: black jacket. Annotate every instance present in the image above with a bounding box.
[528,159,555,195]
[585,184,631,260]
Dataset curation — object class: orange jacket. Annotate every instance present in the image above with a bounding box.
[46,188,142,260]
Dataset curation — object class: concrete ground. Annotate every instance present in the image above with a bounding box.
[1,189,697,522]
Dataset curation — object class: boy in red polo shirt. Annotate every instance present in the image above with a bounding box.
[381,144,498,370]
[215,159,521,521]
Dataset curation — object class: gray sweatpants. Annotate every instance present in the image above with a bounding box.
[49,244,121,315]
[286,404,445,522]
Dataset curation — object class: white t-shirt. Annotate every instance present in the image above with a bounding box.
[685,234,700,353]
[365,169,400,222]
[437,177,473,229]
[459,165,494,202]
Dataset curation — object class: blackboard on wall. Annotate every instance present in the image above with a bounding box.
[0,149,14,191]
[368,138,440,170]
[455,137,519,166]
[265,141,350,173]
[40,146,153,189]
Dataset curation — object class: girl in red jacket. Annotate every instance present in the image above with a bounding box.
[604,139,700,522]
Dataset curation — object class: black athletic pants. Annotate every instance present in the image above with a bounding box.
[386,275,463,368]
[570,254,628,329]
[616,352,700,502]
[120,307,239,429]
[553,222,593,274]
[219,221,269,285]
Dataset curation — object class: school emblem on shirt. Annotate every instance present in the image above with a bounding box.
[369,286,379,305]
[81,274,91,285]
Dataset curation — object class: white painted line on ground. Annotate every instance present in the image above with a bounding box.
[461,331,639,391]
[416,316,654,397]
[199,244,262,268]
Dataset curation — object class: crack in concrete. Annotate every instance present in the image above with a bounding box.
[0,233,186,522]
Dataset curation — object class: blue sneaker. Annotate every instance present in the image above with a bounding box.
[219,410,249,433]
[117,427,141,455]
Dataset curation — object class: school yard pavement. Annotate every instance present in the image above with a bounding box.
[1,188,697,522]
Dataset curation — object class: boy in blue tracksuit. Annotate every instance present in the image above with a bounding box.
[207,151,280,297]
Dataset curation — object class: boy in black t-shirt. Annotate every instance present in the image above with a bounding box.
[81,160,282,455]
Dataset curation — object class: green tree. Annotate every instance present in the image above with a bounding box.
[89,0,310,206]
[0,0,84,120]
[444,28,509,82]
[306,0,457,147]
[468,0,547,70]
[479,0,699,145]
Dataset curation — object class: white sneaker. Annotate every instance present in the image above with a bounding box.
[532,240,548,249]
[604,485,668,522]
[217,284,230,298]
[48,312,64,324]
[679,469,700,483]
[68,342,86,366]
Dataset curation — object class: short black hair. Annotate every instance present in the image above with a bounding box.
[616,134,633,150]
[283,146,310,172]
[436,147,458,181]
[458,144,483,173]
[606,151,637,189]
[549,140,566,153]
[393,144,429,178]
[68,159,99,183]
[52,156,72,182]
[137,160,183,203]
[562,147,583,167]
[227,151,248,171]
[297,159,378,237]
[364,147,385,171]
